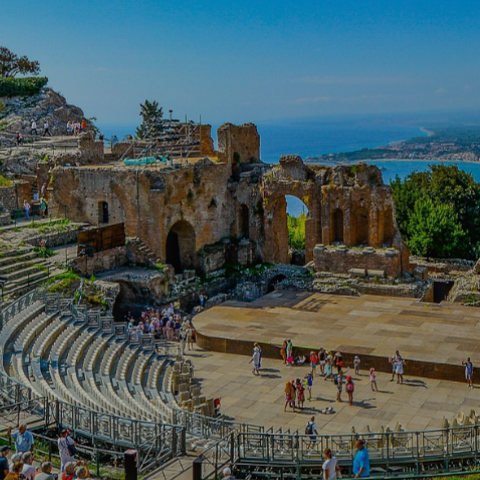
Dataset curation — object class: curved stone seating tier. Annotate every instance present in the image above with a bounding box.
[109,345,155,420]
[1,291,228,455]
[0,301,45,370]
[49,323,86,406]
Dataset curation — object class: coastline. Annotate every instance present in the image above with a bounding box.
[306,157,480,166]
[420,126,435,137]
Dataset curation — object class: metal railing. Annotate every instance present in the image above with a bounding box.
[232,429,480,477]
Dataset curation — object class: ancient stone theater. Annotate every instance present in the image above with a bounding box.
[51,122,408,277]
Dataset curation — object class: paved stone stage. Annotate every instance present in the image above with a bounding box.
[194,290,480,382]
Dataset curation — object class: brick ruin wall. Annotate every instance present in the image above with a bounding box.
[50,123,409,276]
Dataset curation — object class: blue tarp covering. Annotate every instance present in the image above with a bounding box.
[123,156,168,166]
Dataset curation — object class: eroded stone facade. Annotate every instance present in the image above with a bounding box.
[50,124,409,276]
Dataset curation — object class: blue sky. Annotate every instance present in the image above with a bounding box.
[2,0,480,126]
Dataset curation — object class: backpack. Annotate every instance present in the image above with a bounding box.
[334,375,340,385]
[347,382,354,392]
[305,422,313,435]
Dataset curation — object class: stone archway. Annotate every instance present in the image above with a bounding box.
[261,156,320,264]
[166,220,196,273]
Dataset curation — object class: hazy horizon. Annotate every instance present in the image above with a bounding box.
[3,0,480,126]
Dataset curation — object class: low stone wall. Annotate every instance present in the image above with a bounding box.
[196,330,467,383]
[314,244,407,277]
[0,186,16,211]
[27,229,80,248]
[71,246,128,275]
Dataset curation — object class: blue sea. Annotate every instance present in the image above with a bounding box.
[99,117,480,216]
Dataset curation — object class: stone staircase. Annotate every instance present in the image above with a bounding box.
[127,237,162,267]
[0,248,52,298]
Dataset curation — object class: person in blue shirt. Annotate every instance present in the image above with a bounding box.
[7,424,34,453]
[353,439,370,478]
[0,446,10,480]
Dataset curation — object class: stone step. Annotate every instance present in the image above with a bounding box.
[2,262,50,281]
[0,250,35,266]
[0,257,49,275]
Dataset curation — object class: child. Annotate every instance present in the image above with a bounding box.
[346,375,354,406]
[354,355,361,375]
[304,372,313,400]
[334,370,344,402]
[295,378,305,409]
[370,367,379,392]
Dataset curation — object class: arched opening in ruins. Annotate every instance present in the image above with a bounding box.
[333,208,344,243]
[98,201,109,224]
[352,207,369,245]
[267,274,286,293]
[166,220,196,273]
[286,195,309,265]
[238,204,249,238]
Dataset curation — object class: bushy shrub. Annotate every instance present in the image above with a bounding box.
[0,76,48,97]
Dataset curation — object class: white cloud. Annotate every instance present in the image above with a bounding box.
[435,87,448,95]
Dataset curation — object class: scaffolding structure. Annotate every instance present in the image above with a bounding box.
[120,112,203,162]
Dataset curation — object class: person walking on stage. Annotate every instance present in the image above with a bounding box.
[463,357,474,388]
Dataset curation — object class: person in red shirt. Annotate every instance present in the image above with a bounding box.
[310,351,319,376]
[81,119,87,131]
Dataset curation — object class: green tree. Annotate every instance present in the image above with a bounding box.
[406,197,467,258]
[391,165,480,259]
[287,213,306,250]
[0,46,40,77]
[136,100,164,139]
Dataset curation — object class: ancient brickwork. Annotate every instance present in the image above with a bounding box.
[51,123,409,276]
[260,156,408,274]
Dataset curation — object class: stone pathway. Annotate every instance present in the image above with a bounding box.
[185,347,479,435]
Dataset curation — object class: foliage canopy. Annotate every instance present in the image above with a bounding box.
[136,100,164,139]
[0,46,40,78]
[391,165,480,259]
[287,213,306,250]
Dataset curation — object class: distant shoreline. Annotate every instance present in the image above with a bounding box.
[419,126,435,137]
[306,157,480,166]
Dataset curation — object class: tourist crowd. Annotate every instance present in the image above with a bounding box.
[66,119,87,136]
[1,425,90,480]
[125,303,196,354]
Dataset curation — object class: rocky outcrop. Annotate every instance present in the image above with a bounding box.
[0,87,89,137]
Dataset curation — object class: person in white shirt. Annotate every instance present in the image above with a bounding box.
[322,447,340,479]
[58,429,76,472]
[21,451,36,480]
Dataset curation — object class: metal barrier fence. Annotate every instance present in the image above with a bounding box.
[233,429,480,478]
